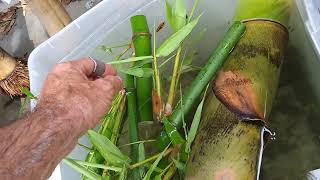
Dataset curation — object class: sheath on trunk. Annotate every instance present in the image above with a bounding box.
[186,19,289,179]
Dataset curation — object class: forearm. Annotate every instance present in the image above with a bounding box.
[0,104,83,180]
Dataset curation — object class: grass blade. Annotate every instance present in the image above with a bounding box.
[63,158,103,180]
[107,56,153,65]
[185,85,209,153]
[156,14,201,57]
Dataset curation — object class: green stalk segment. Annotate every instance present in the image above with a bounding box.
[125,75,140,179]
[128,14,153,180]
[131,15,153,122]
[156,21,246,149]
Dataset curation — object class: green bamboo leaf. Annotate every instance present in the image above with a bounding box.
[188,0,200,22]
[65,158,122,172]
[172,0,187,31]
[180,65,201,74]
[172,158,185,171]
[100,45,112,53]
[63,158,103,180]
[119,166,127,180]
[143,144,171,180]
[185,85,209,153]
[87,130,131,166]
[143,163,164,173]
[163,118,185,145]
[165,0,174,29]
[20,87,37,100]
[138,143,146,178]
[120,67,154,78]
[107,56,153,65]
[134,58,153,68]
[156,15,201,57]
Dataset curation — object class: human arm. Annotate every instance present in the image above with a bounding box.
[0,58,122,180]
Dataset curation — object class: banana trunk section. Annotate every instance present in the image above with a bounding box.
[185,19,288,179]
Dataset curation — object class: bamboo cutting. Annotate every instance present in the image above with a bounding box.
[185,0,291,179]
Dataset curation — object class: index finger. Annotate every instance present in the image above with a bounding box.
[69,58,117,77]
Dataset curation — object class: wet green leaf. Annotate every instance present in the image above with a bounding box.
[163,118,185,145]
[87,130,131,166]
[107,56,153,65]
[63,158,103,180]
[185,85,209,153]
[156,15,201,57]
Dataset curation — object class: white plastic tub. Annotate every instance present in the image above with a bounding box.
[28,0,320,179]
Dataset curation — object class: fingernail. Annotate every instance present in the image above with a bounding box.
[116,76,123,84]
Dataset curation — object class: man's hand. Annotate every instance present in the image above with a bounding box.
[0,58,122,180]
[39,58,123,134]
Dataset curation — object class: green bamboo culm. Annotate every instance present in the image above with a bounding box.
[156,21,246,149]
[125,75,140,180]
[127,15,151,180]
[131,15,153,122]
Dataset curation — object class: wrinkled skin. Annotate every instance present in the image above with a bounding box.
[0,58,122,180]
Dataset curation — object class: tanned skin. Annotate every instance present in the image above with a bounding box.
[0,58,123,180]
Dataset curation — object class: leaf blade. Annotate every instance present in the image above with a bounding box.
[165,0,174,29]
[156,15,201,57]
[87,130,131,166]
[107,56,153,65]
[163,118,185,145]
[143,144,171,180]
[172,0,187,31]
[63,158,103,180]
[185,85,209,153]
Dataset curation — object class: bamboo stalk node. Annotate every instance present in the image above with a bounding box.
[131,32,151,41]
